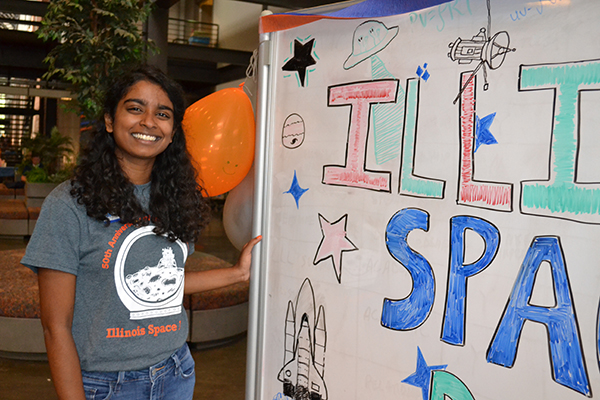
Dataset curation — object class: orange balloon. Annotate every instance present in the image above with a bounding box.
[183,86,255,197]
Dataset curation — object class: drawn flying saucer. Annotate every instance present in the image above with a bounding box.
[344,20,399,70]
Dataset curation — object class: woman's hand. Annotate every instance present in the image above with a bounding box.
[184,235,262,294]
[232,235,263,282]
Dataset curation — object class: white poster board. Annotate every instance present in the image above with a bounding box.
[248,1,600,399]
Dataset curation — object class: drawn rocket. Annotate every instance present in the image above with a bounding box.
[278,279,328,400]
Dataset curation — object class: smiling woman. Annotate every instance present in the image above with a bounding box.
[19,65,261,400]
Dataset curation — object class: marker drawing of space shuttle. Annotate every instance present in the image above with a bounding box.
[278,278,328,400]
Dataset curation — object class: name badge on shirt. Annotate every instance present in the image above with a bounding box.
[106,214,121,223]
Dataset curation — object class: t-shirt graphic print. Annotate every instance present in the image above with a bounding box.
[114,225,188,320]
[21,182,191,371]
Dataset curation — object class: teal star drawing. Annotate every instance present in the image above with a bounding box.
[284,170,308,208]
[474,112,498,152]
[282,38,317,87]
[402,347,447,400]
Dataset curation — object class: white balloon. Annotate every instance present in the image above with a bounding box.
[223,166,254,251]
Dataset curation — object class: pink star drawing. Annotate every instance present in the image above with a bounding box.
[313,213,358,283]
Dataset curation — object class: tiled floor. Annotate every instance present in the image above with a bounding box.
[0,227,248,400]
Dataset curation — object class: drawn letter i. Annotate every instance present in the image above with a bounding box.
[323,80,397,192]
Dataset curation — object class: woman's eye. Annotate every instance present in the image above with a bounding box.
[157,112,171,119]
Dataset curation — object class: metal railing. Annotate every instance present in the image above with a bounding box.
[168,18,219,48]
[0,92,34,166]
[0,12,41,32]
[0,12,220,49]
[0,78,72,166]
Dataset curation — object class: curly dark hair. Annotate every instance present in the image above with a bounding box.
[70,64,210,243]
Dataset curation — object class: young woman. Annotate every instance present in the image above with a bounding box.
[21,65,261,400]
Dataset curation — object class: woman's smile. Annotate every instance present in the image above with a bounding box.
[132,132,161,142]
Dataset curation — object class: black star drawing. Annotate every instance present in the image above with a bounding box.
[282,38,316,87]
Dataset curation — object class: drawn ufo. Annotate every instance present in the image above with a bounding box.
[343,20,399,70]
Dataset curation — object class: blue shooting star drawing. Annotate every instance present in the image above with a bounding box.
[402,347,448,400]
[474,112,497,152]
[284,170,308,208]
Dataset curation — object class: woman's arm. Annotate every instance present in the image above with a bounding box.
[184,235,262,294]
[38,268,86,400]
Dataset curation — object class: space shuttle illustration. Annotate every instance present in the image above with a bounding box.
[278,278,328,400]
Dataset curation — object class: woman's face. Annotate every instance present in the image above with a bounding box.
[105,80,175,166]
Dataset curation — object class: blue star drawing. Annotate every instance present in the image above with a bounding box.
[474,112,498,152]
[284,170,308,208]
[402,347,447,400]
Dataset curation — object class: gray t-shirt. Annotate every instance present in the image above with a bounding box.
[21,181,192,371]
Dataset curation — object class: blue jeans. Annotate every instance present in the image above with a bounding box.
[81,343,195,400]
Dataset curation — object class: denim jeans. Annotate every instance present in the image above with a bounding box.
[81,343,195,400]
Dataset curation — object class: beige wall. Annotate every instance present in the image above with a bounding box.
[214,0,263,51]
[214,0,289,52]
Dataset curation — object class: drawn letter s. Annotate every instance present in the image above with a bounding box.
[381,208,434,330]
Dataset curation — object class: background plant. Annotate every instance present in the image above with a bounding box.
[20,127,75,183]
[37,0,156,120]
